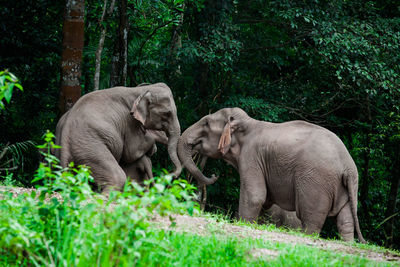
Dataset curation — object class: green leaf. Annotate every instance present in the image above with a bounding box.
[4,84,14,103]
[0,76,5,87]
[155,183,165,192]
[14,83,23,91]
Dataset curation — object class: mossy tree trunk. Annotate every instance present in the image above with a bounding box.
[59,0,85,114]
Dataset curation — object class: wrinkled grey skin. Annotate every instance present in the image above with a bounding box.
[264,204,301,229]
[178,107,365,243]
[121,130,169,184]
[55,83,181,194]
[121,154,153,184]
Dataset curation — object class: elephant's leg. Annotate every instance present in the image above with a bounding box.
[237,169,266,222]
[300,211,329,235]
[85,148,127,195]
[336,202,354,242]
[122,163,140,183]
[296,182,331,235]
[141,156,153,180]
[122,156,153,184]
[265,204,284,227]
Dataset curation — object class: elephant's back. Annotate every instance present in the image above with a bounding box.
[270,120,353,168]
[59,108,125,163]
[258,120,355,210]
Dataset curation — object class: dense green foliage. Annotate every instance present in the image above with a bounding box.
[0,0,399,249]
[0,70,23,111]
[0,133,199,265]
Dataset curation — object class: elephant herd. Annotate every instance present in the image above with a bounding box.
[55,83,366,243]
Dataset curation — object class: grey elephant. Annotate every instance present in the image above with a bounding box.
[264,204,302,229]
[177,107,365,243]
[121,154,153,184]
[55,83,181,194]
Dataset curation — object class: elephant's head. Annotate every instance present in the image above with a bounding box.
[178,107,251,185]
[130,83,182,177]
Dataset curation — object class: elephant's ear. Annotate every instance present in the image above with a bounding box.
[218,121,232,155]
[131,91,150,126]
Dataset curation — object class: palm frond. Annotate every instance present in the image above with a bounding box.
[0,140,36,171]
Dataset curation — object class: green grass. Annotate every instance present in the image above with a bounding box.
[201,211,314,237]
[201,211,400,255]
[130,229,394,267]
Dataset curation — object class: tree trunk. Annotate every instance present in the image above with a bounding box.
[192,2,212,114]
[384,145,400,248]
[110,40,120,87]
[59,0,85,114]
[109,0,128,87]
[94,0,116,91]
[167,3,185,78]
[119,0,128,86]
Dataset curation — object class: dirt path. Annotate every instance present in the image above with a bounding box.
[154,214,400,263]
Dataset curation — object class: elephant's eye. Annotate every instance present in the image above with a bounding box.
[204,120,209,127]
[161,111,171,118]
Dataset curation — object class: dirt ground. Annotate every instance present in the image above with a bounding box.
[153,214,400,263]
[2,186,399,263]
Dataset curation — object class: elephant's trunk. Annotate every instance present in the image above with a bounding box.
[178,126,218,185]
[168,117,182,178]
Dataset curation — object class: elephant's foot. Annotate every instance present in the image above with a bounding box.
[299,210,326,237]
[302,223,322,236]
[339,231,354,242]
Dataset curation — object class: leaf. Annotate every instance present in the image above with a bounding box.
[155,183,165,192]
[4,84,14,103]
[0,76,5,87]
[14,83,23,91]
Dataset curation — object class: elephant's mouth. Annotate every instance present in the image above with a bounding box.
[190,140,202,152]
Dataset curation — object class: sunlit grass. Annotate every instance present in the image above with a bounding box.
[133,229,394,267]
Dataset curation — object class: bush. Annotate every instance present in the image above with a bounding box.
[0,131,199,265]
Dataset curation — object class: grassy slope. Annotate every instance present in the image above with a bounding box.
[0,184,398,266]
[135,230,387,267]
[140,213,400,267]
[134,232,382,266]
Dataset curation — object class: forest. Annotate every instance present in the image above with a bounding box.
[0,0,400,265]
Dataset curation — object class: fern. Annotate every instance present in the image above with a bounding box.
[0,141,36,172]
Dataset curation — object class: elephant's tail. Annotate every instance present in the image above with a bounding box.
[344,169,366,243]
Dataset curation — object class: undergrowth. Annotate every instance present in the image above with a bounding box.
[0,131,199,266]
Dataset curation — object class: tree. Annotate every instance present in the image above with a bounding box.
[59,0,85,114]
[110,0,128,87]
[94,0,116,91]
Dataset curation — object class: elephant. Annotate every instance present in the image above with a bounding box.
[55,83,181,194]
[121,154,153,184]
[177,107,366,243]
[263,204,302,229]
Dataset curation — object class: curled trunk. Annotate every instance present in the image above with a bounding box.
[177,128,218,185]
